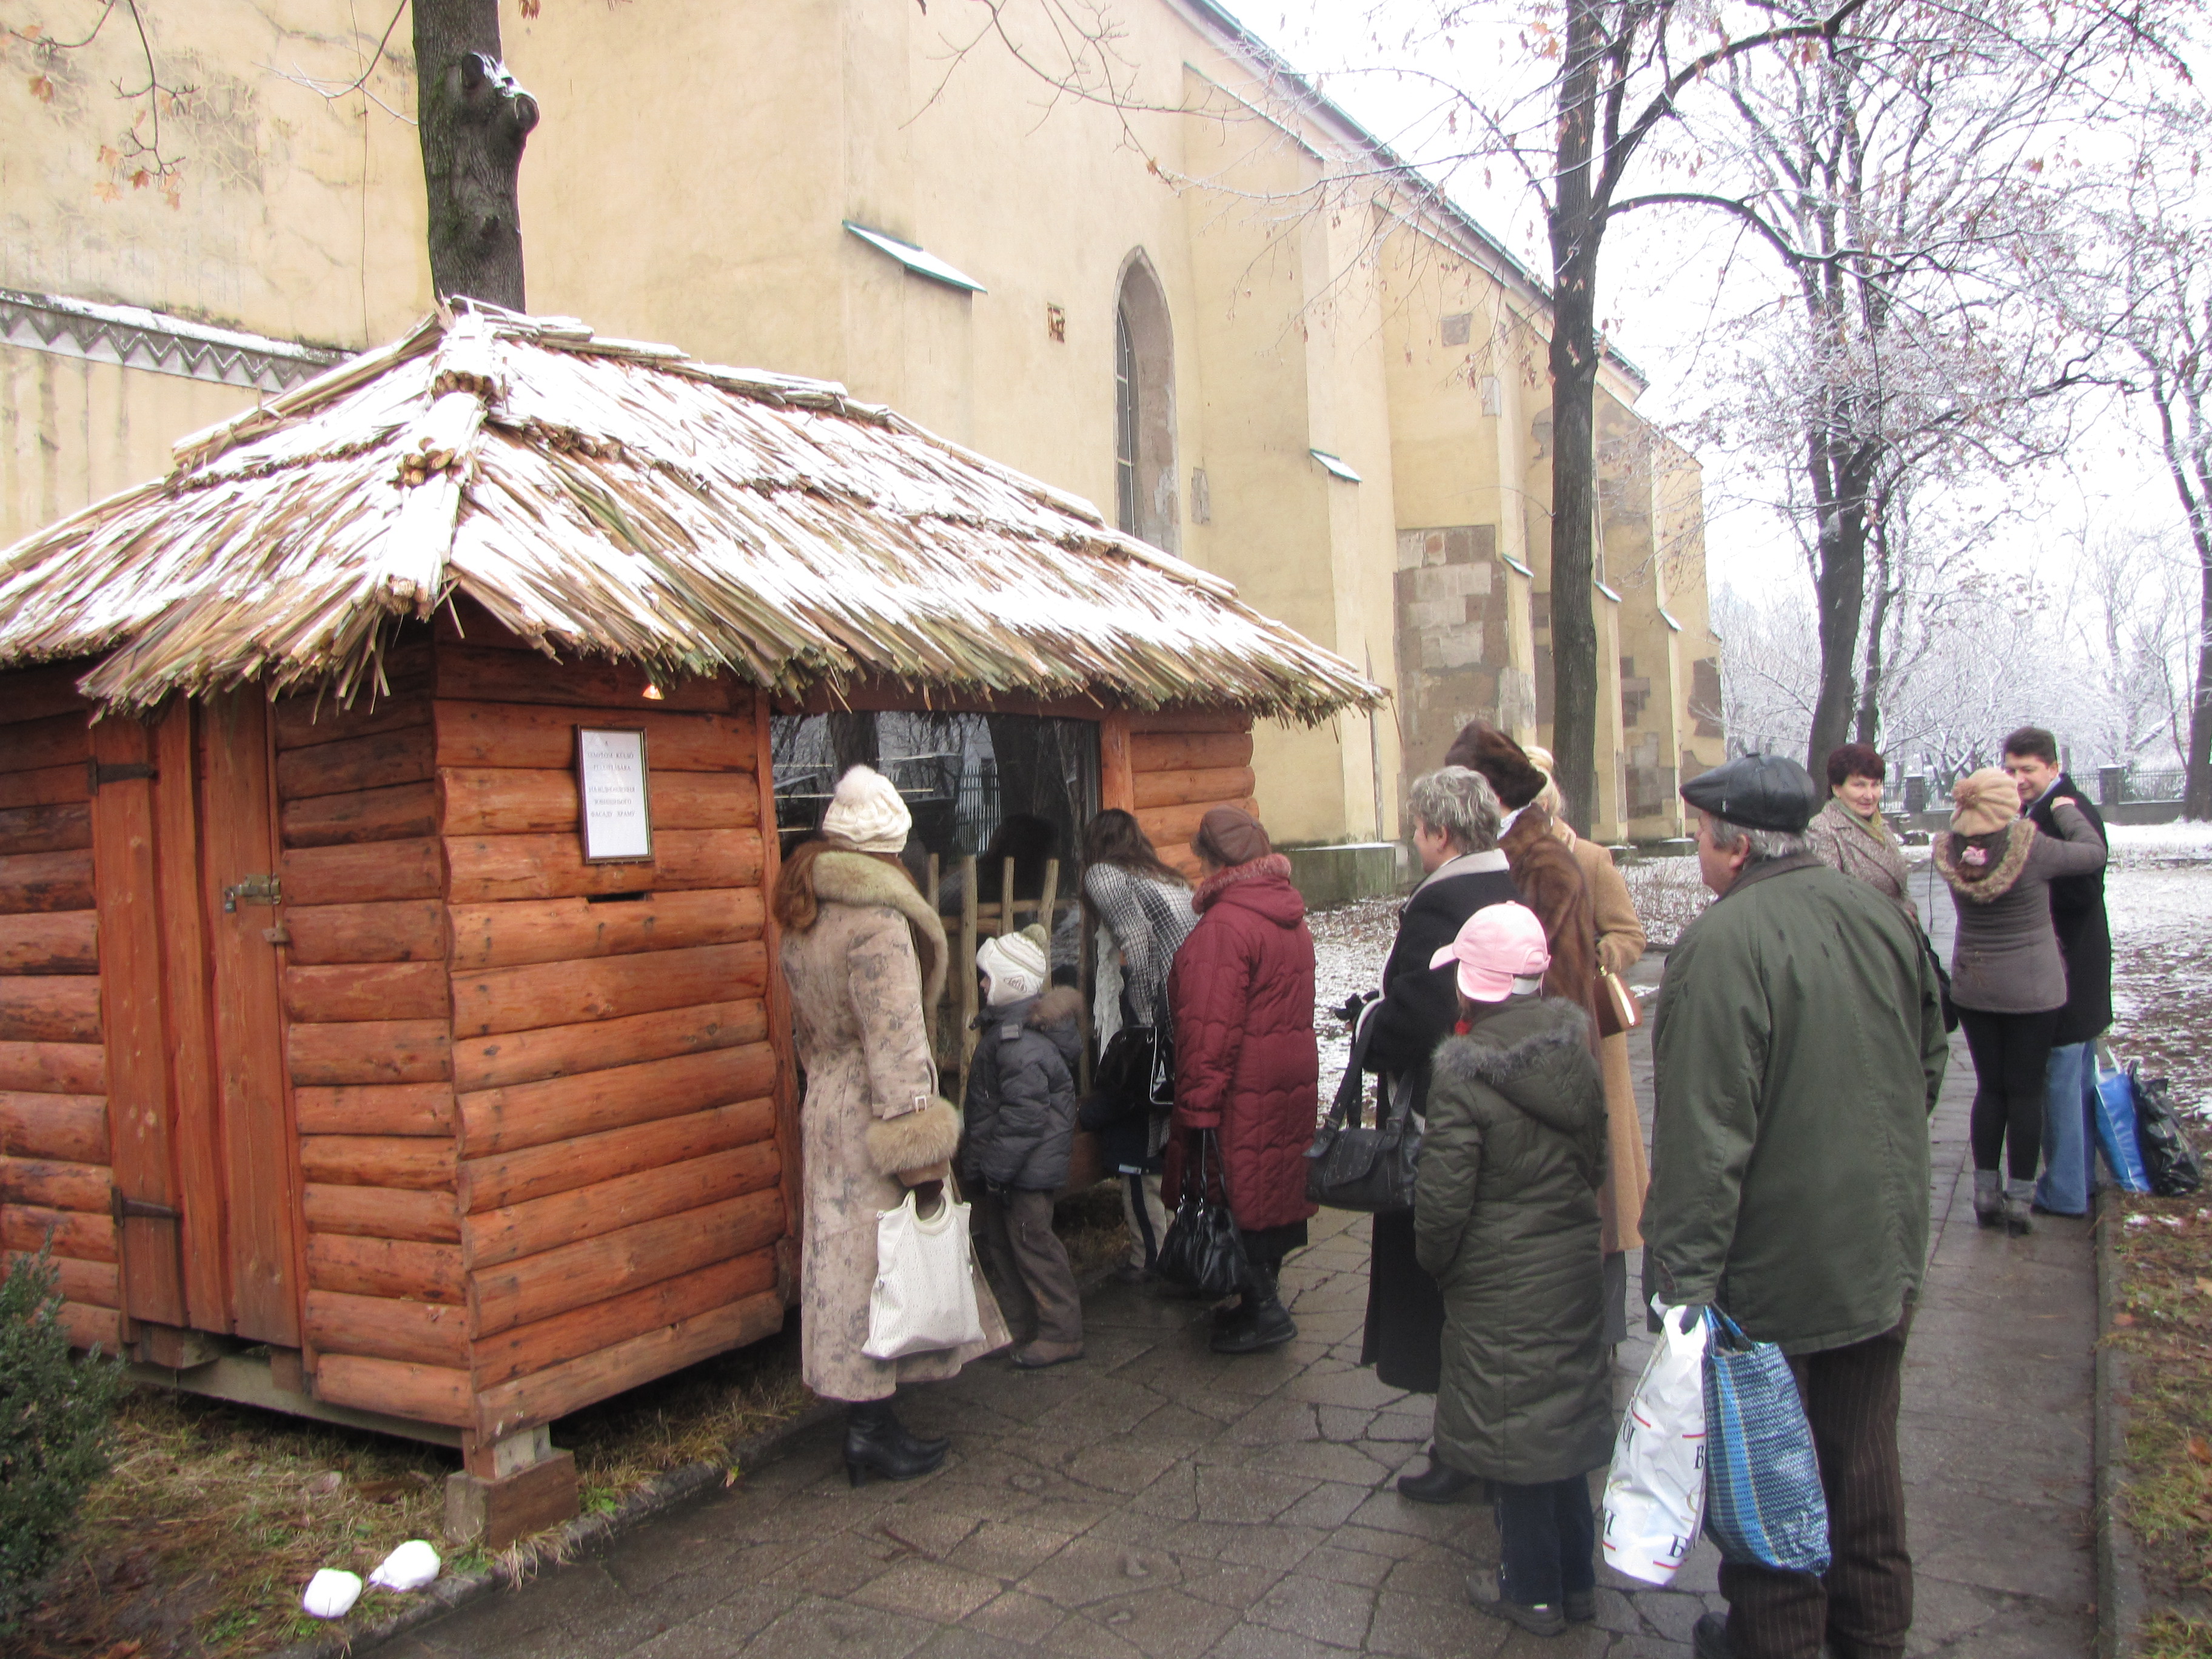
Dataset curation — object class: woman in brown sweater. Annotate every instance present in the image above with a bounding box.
[1937,768,2106,1235]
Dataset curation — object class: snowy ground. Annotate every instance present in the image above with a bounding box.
[2105,823,2212,1121]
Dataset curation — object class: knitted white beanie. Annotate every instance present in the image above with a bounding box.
[978,924,1050,1006]
[821,764,911,853]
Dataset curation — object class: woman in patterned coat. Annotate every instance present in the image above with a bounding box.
[774,766,1008,1485]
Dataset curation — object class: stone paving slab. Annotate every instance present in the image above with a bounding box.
[367,942,2093,1658]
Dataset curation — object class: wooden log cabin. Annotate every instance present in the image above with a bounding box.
[0,304,1378,1544]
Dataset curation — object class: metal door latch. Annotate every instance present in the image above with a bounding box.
[112,1190,181,1224]
[223,873,281,912]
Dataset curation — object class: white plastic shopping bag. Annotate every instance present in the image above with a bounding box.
[1601,1299,1710,1585]
[863,1187,986,1360]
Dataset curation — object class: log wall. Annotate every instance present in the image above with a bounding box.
[0,665,120,1352]
[431,631,785,1439]
[1122,709,1261,879]
[275,637,455,1403]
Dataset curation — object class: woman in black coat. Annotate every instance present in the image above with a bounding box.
[1349,768,1516,1495]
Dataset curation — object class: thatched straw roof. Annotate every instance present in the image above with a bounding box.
[0,303,1383,720]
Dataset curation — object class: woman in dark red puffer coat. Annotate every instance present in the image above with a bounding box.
[1167,806,1319,1355]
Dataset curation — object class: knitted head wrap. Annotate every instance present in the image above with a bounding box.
[1191,806,1271,868]
[978,923,1050,1006]
[820,764,911,853]
[1950,768,2020,838]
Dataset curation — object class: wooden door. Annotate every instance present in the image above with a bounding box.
[93,695,300,1347]
[196,692,300,1344]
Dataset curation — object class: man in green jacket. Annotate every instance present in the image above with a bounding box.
[1644,754,1948,1659]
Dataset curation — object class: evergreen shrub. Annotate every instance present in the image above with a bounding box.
[0,1245,124,1633]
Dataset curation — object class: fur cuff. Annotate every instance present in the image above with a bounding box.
[867,1098,963,1178]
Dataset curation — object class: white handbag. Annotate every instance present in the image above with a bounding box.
[1601,1299,1711,1585]
[862,1187,987,1361]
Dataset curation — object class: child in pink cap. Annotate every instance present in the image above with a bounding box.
[1416,903,1612,1638]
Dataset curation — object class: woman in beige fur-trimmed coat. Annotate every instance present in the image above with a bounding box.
[774,769,1010,1484]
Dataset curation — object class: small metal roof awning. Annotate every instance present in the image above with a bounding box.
[1659,607,1683,632]
[842,223,987,294]
[1502,554,1535,578]
[1309,448,1361,483]
[0,302,1384,723]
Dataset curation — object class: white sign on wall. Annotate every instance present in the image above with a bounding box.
[576,727,654,863]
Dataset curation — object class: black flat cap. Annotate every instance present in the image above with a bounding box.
[1680,754,1822,833]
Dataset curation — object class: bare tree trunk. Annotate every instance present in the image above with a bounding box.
[1546,0,1605,835]
[413,0,540,308]
[2150,382,2212,820]
[1807,423,1874,768]
[1854,503,1894,746]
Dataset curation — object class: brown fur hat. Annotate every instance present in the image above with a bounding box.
[1444,720,1547,810]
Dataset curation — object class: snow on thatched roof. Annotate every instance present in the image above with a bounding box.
[0,303,1382,720]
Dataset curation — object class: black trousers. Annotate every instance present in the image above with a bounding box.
[1958,1007,2057,1179]
[1493,1475,1598,1607]
[1719,1314,1912,1659]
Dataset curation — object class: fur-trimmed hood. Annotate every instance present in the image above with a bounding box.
[1430,998,1596,1134]
[1935,818,2036,904]
[808,848,948,1010]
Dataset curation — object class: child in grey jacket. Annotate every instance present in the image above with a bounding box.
[961,925,1086,1369]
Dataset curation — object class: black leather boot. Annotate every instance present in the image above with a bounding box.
[1212,1265,1297,1355]
[882,1398,951,1462]
[1395,1456,1486,1504]
[845,1399,948,1486]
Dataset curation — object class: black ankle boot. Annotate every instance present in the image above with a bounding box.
[1212,1288,1296,1354]
[883,1401,950,1462]
[1395,1456,1486,1504]
[845,1399,948,1486]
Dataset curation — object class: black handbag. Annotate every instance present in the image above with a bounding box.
[1305,1020,1420,1213]
[1156,1131,1247,1298]
[1921,936,1959,1033]
[1083,1024,1155,1131]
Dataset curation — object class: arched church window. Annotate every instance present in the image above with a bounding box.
[1113,255,1178,553]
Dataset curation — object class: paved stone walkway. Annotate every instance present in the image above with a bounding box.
[373,940,2096,1658]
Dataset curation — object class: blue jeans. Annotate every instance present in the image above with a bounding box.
[1494,1476,1598,1607]
[2036,1041,2097,1216]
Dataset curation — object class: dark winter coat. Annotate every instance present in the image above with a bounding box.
[1168,853,1321,1232]
[1363,850,1521,1100]
[1360,848,1519,1394]
[2027,777,2113,1044]
[1415,997,1614,1484]
[961,987,1085,1192]
[1646,856,1946,1356]
[1937,802,2107,1015]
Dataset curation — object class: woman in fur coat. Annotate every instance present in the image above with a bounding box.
[774,766,1009,1484]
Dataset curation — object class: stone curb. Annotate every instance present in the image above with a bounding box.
[2094,1187,2145,1659]
[264,1396,845,1659]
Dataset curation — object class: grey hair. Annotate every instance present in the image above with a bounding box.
[1704,813,1810,862]
[1407,766,1503,854]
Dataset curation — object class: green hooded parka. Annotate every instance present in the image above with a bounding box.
[1414,997,1614,1485]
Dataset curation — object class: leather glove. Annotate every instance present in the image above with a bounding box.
[1335,990,1379,1025]
[907,1179,945,1212]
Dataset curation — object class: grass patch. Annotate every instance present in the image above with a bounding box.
[2142,1610,2212,1657]
[2114,1196,2212,1617]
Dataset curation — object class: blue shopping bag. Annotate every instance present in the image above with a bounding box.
[2093,1054,2151,1194]
[1703,1309,1831,1574]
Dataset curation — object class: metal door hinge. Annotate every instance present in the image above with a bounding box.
[87,759,158,791]
[112,1190,181,1224]
[223,874,281,912]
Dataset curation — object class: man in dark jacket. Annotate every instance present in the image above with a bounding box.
[2002,726,2111,1217]
[1644,755,1948,1659]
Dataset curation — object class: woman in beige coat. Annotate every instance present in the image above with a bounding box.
[774,766,1008,1485]
[1526,748,1648,1346]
